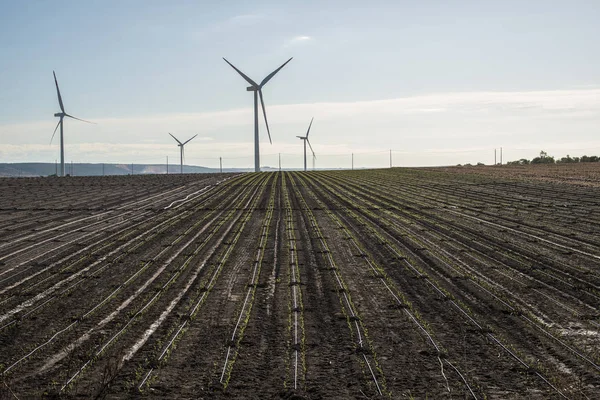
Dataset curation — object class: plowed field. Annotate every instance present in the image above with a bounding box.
[0,167,598,399]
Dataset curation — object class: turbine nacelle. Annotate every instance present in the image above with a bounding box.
[246,86,257,91]
[54,113,64,118]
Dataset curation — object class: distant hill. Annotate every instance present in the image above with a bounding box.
[0,163,257,177]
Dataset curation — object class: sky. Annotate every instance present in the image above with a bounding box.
[1,0,599,169]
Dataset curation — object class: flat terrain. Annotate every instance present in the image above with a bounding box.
[0,165,599,399]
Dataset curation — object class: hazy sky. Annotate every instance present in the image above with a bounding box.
[1,0,599,168]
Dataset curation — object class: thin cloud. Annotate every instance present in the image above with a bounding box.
[2,88,599,166]
[4,88,599,136]
[284,35,313,47]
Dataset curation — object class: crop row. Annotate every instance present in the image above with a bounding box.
[282,173,306,390]
[135,173,274,393]
[0,173,264,396]
[0,174,253,330]
[288,173,386,397]
[306,169,598,397]
[302,171,582,397]
[291,171,480,398]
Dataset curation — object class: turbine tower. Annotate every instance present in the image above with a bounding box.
[169,133,198,174]
[223,57,293,172]
[296,118,315,172]
[51,71,94,177]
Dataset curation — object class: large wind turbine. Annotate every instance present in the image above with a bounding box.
[223,57,293,172]
[51,71,94,177]
[169,133,197,174]
[296,118,315,172]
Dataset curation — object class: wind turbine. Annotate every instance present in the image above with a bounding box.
[169,133,197,174]
[296,118,315,172]
[223,57,293,172]
[51,71,94,177]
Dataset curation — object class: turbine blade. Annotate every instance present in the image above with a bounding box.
[64,113,95,124]
[307,139,315,158]
[260,57,293,87]
[259,89,272,144]
[50,120,61,145]
[305,117,314,138]
[169,133,183,145]
[53,71,65,113]
[183,134,198,145]
[223,58,258,87]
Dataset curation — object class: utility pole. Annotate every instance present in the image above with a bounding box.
[220,157,223,173]
[352,153,354,170]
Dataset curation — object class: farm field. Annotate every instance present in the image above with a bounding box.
[0,166,599,399]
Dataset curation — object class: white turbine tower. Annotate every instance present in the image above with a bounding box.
[296,118,315,172]
[169,133,198,174]
[51,71,94,177]
[223,57,293,172]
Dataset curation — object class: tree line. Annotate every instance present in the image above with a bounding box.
[506,150,600,165]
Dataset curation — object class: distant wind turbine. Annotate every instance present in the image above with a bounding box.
[296,118,315,172]
[169,133,197,174]
[223,57,293,172]
[51,71,94,177]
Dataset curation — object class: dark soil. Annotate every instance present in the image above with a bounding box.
[0,168,598,399]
